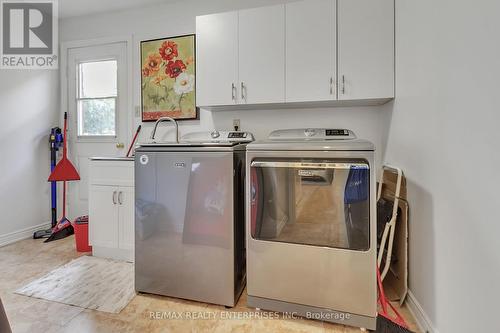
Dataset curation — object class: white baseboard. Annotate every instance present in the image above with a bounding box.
[0,222,51,247]
[406,290,438,333]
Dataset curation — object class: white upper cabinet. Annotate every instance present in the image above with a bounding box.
[195,0,394,108]
[286,0,336,102]
[196,11,239,106]
[337,0,394,100]
[238,5,285,104]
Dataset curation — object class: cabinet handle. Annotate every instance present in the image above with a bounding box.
[118,191,123,205]
[241,82,245,101]
[231,83,236,101]
[341,75,346,95]
[330,77,334,95]
[112,191,117,205]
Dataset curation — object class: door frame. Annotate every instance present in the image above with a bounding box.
[60,35,133,216]
[60,35,134,143]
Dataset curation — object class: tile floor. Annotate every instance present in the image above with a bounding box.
[0,236,420,333]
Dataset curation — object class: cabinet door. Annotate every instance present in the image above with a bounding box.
[89,185,118,248]
[118,186,134,252]
[286,0,336,102]
[239,5,285,104]
[338,0,394,100]
[196,11,239,106]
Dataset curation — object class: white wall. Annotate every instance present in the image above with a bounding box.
[60,0,392,171]
[0,70,59,242]
[385,0,500,332]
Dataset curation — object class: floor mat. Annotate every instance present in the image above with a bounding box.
[15,255,135,313]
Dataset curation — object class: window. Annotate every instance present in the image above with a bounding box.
[76,60,117,137]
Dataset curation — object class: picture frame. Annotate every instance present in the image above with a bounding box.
[140,34,197,121]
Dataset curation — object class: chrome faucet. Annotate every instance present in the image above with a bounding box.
[150,117,179,143]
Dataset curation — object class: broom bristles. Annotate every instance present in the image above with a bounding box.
[376,314,414,333]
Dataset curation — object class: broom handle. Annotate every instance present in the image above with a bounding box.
[63,112,68,158]
[377,265,409,327]
[62,181,66,217]
[377,266,389,315]
[126,125,141,157]
[62,113,68,219]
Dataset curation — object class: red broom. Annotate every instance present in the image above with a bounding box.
[376,265,413,332]
[48,113,80,182]
[45,112,80,242]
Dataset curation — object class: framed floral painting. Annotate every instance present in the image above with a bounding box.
[140,34,197,121]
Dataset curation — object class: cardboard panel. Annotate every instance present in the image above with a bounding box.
[377,167,409,305]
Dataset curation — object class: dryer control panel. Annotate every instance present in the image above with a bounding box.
[268,128,356,141]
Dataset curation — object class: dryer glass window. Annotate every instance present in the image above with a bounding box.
[250,159,370,251]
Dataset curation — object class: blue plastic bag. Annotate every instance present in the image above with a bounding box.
[344,166,369,204]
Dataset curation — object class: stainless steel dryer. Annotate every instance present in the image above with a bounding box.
[135,131,253,307]
[246,128,376,330]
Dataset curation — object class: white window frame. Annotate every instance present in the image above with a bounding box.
[76,58,118,138]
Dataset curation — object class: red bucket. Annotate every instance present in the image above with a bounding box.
[73,216,92,252]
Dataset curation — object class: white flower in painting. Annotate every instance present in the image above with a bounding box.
[174,73,194,95]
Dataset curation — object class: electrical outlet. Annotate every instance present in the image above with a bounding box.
[233,119,240,131]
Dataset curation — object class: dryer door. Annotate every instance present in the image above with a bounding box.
[250,159,370,251]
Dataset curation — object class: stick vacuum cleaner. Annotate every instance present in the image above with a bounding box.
[33,127,63,239]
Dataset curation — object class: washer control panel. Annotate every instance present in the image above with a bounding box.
[182,131,254,143]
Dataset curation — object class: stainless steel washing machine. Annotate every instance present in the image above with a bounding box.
[135,131,253,307]
[246,128,377,330]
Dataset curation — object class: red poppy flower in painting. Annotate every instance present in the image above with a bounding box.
[159,41,178,61]
[165,60,186,78]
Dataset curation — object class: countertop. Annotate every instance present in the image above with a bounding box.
[90,157,134,161]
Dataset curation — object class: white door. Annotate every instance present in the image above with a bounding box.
[238,5,285,104]
[118,186,134,252]
[196,11,239,106]
[337,0,394,100]
[89,185,119,248]
[67,42,129,218]
[286,0,336,102]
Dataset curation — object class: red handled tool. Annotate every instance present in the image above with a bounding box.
[376,265,413,332]
[126,125,142,157]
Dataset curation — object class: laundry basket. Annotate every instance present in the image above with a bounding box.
[73,215,92,252]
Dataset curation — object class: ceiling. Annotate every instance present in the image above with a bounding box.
[59,0,180,19]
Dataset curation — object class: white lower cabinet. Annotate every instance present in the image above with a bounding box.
[118,186,135,251]
[89,185,119,249]
[89,159,134,262]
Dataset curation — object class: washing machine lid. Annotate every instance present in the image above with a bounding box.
[138,130,254,152]
[247,128,375,151]
[139,131,254,148]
